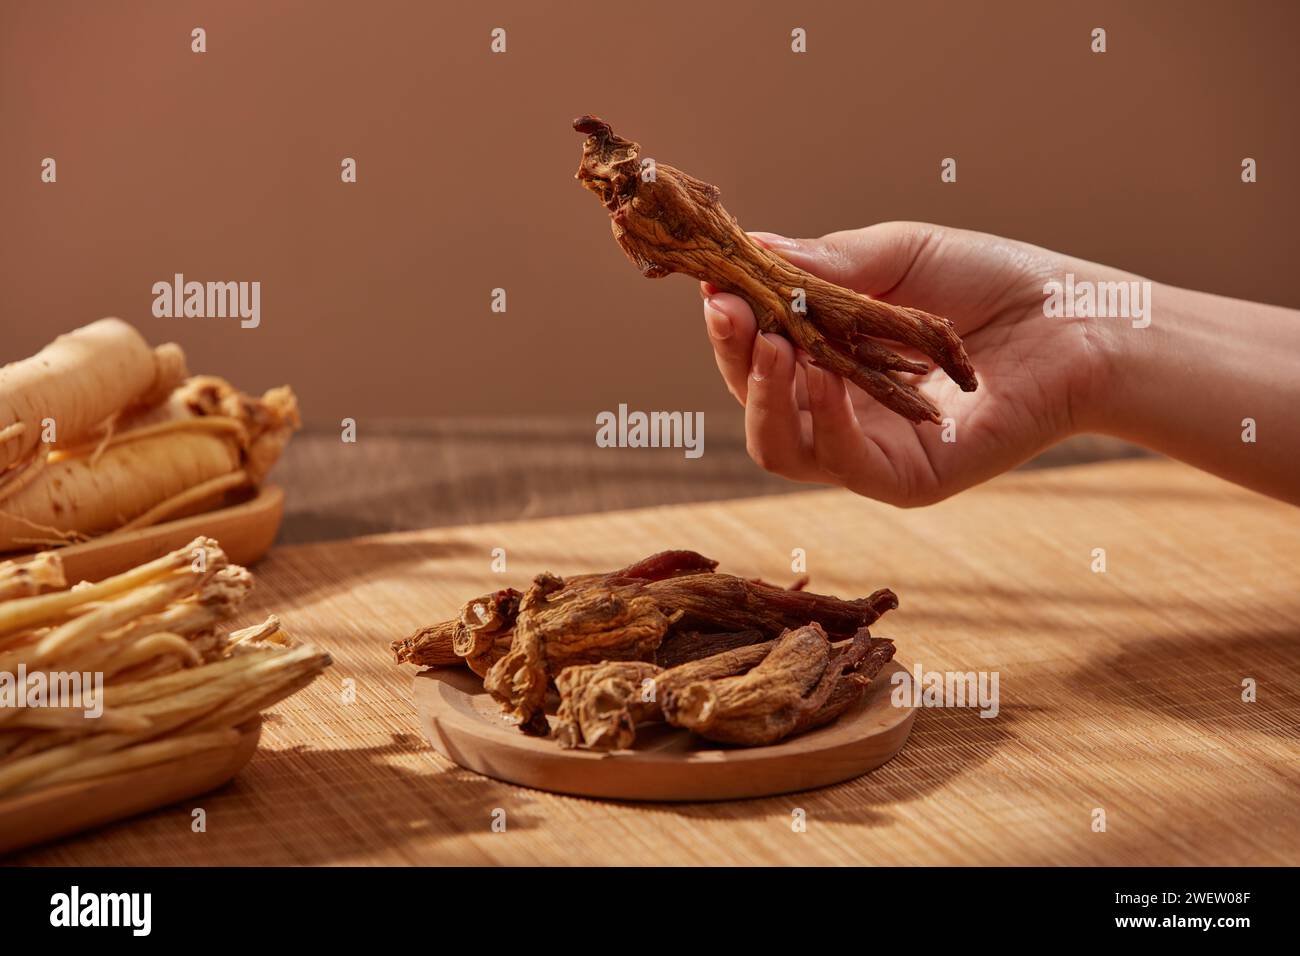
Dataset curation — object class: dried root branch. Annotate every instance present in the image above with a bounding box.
[660,625,894,746]
[483,573,671,732]
[556,628,895,750]
[0,552,65,602]
[796,633,896,734]
[643,574,897,638]
[395,550,900,738]
[391,551,716,668]
[0,536,330,796]
[554,660,662,750]
[392,620,464,668]
[556,639,775,750]
[573,116,977,423]
[653,628,767,668]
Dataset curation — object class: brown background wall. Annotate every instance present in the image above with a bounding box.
[3,0,1296,425]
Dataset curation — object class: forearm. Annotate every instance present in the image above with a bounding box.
[1088,281,1300,504]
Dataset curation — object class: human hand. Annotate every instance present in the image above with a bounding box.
[702,221,1115,506]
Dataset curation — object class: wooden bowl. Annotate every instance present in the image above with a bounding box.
[0,719,262,855]
[22,484,284,583]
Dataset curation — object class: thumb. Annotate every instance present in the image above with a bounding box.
[748,223,928,299]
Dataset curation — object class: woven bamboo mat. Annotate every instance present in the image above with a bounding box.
[12,458,1300,865]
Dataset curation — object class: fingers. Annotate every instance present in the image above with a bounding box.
[704,309,954,502]
[702,285,890,487]
[696,261,958,502]
[744,333,822,481]
[801,361,873,480]
[800,359,927,504]
[702,291,757,406]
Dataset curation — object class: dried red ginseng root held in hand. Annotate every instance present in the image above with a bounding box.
[573,115,978,424]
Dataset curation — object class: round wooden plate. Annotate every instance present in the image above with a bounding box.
[413,661,916,801]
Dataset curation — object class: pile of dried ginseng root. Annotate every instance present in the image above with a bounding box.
[393,550,899,750]
[0,318,299,552]
[0,537,330,797]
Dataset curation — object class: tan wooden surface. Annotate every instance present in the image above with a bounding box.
[11,457,1300,866]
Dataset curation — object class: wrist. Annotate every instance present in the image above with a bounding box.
[1062,270,1163,438]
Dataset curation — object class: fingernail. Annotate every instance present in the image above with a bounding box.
[704,298,732,340]
[751,233,822,272]
[748,231,802,251]
[751,334,779,382]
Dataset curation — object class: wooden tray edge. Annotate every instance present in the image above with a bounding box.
[415,662,917,802]
[32,485,285,584]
